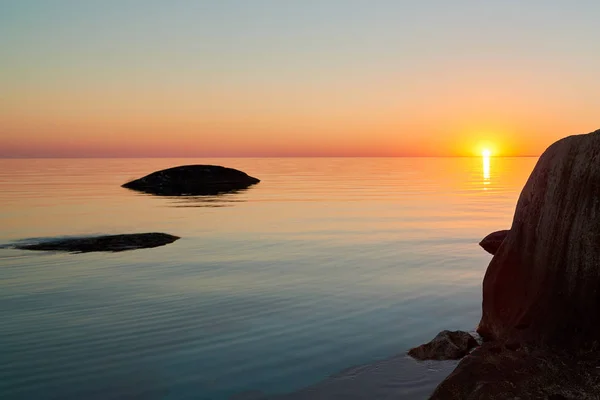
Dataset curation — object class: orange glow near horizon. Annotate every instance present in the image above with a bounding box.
[1,109,589,158]
[1,48,595,158]
[2,3,599,158]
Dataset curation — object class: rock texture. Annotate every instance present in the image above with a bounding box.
[430,342,600,399]
[408,330,478,360]
[428,129,600,398]
[478,229,509,255]
[16,233,180,253]
[477,129,600,347]
[122,165,260,196]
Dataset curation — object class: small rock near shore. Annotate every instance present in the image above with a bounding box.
[408,330,478,360]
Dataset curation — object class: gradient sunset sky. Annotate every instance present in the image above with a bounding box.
[1,1,599,157]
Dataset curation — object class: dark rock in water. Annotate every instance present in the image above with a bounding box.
[408,330,478,360]
[16,233,179,253]
[477,128,600,347]
[430,342,600,399]
[478,229,509,255]
[122,165,260,196]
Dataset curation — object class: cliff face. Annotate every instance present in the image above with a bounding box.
[477,129,600,347]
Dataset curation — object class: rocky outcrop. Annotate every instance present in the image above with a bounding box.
[478,229,509,255]
[477,129,600,347]
[16,233,180,253]
[430,342,600,399]
[122,165,260,196]
[408,330,478,360]
[428,129,600,398]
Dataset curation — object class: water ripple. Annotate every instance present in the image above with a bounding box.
[0,157,536,399]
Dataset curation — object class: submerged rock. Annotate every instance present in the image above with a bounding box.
[478,229,509,255]
[408,330,478,360]
[477,128,600,347]
[16,233,180,253]
[122,165,260,196]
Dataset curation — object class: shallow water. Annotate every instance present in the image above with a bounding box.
[0,157,536,399]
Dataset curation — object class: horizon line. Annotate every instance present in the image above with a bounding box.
[0,155,541,159]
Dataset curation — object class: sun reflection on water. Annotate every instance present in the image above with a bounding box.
[482,153,491,189]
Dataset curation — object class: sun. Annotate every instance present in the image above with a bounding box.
[482,149,491,157]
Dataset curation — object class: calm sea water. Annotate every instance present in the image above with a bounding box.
[0,157,536,400]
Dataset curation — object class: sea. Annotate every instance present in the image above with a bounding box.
[0,157,536,400]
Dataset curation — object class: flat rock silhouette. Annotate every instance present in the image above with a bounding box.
[477,128,600,346]
[408,330,478,360]
[16,233,180,253]
[478,229,508,255]
[122,165,260,196]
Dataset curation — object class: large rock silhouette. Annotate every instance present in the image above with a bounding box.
[478,128,600,347]
[429,129,600,398]
[122,165,260,196]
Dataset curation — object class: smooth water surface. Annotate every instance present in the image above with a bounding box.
[0,157,536,399]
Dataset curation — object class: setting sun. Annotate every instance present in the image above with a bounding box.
[482,149,492,157]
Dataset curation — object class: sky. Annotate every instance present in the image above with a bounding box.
[1,0,599,157]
